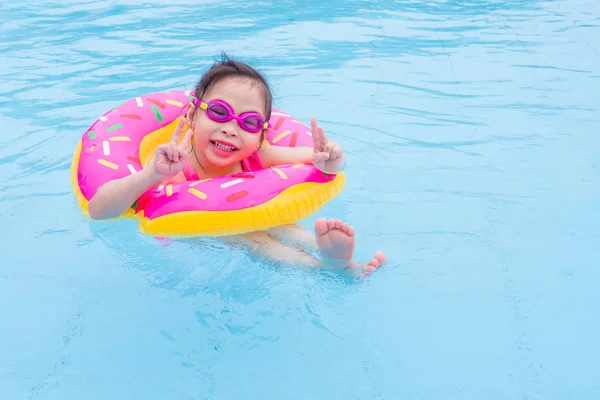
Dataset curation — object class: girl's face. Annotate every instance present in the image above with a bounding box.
[186,76,266,171]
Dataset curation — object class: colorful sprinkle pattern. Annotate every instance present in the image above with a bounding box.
[75,90,338,222]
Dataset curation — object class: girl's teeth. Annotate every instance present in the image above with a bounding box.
[213,142,235,151]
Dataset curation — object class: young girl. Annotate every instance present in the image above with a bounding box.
[88,55,385,276]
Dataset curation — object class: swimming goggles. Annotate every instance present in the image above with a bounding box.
[195,98,268,133]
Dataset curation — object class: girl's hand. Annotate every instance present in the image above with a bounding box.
[149,117,193,181]
[310,117,346,174]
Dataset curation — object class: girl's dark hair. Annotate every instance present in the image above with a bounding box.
[192,53,272,124]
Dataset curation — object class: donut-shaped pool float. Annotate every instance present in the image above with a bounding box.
[70,89,346,237]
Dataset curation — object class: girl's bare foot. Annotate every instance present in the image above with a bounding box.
[314,218,385,275]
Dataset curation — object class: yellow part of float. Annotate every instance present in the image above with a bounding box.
[71,116,346,237]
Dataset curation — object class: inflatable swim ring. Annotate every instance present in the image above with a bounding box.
[70,89,346,237]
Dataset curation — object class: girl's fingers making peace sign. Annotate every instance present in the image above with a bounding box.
[171,117,194,152]
[150,117,194,181]
[310,117,346,174]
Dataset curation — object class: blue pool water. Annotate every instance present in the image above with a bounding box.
[1,0,599,398]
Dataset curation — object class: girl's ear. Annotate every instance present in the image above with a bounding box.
[186,103,195,127]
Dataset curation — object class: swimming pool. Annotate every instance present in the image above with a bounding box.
[1,0,599,398]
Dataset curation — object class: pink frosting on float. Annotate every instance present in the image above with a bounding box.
[137,165,333,219]
[75,90,337,221]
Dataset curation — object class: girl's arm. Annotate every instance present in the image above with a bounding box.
[258,145,313,167]
[258,143,347,171]
[259,117,347,172]
[88,168,164,220]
